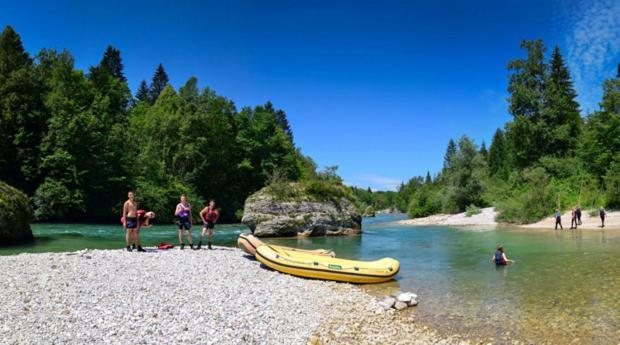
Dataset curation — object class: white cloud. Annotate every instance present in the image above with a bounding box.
[566,0,620,112]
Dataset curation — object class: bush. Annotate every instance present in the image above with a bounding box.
[408,185,442,218]
[495,167,556,224]
[33,178,85,221]
[465,204,482,217]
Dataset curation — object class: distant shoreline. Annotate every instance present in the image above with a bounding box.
[397,207,620,230]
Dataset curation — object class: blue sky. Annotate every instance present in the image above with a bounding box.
[2,0,619,190]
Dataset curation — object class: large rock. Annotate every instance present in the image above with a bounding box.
[241,182,361,237]
[0,181,34,244]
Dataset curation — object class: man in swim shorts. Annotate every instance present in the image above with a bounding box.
[123,191,145,252]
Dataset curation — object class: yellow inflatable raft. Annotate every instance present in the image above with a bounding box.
[255,244,399,284]
[237,233,336,257]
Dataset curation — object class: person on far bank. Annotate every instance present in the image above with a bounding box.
[600,207,606,228]
[492,244,515,265]
[123,191,145,252]
[576,206,582,225]
[570,207,578,230]
[554,208,563,230]
[198,199,219,250]
[175,195,193,250]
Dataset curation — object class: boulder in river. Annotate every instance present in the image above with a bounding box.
[0,181,34,244]
[241,182,361,237]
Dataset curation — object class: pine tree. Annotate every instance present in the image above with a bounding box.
[443,139,457,170]
[488,128,507,176]
[0,26,45,191]
[135,80,150,103]
[149,63,169,103]
[99,45,126,82]
[505,40,548,168]
[479,141,488,158]
[541,46,581,156]
[425,171,432,184]
[275,109,293,143]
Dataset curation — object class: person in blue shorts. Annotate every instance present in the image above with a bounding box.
[175,194,193,250]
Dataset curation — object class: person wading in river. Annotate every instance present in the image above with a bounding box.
[198,199,219,250]
[123,191,145,252]
[554,208,563,230]
[492,244,515,265]
[175,195,193,250]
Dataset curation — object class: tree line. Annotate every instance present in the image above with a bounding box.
[395,40,620,223]
[0,26,313,223]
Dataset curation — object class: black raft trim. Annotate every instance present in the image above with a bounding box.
[255,248,399,280]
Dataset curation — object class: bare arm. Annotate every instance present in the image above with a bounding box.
[200,207,208,223]
[122,202,128,230]
[503,253,515,263]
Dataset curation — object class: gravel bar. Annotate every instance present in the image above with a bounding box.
[0,247,469,345]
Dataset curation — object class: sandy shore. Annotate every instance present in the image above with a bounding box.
[397,208,498,227]
[397,207,620,230]
[0,247,470,345]
[520,209,619,230]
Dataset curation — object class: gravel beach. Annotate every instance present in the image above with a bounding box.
[0,247,467,345]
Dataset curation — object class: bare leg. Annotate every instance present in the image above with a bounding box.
[134,228,141,246]
[200,227,207,242]
[209,228,213,243]
[186,230,193,245]
[178,229,184,244]
[126,229,132,246]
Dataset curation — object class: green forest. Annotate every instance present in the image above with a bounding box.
[390,40,620,223]
[0,25,335,223]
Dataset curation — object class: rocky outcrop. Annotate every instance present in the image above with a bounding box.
[0,181,34,244]
[241,183,361,237]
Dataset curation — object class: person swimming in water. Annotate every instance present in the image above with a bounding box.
[197,199,219,250]
[492,244,515,265]
[175,195,193,250]
[122,191,145,252]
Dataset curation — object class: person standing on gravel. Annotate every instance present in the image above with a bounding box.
[576,206,582,225]
[198,199,219,250]
[175,195,193,250]
[123,191,145,252]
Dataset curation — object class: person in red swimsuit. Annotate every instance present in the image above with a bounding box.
[198,199,219,250]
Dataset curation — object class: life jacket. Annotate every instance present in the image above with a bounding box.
[157,242,174,250]
[178,204,190,219]
[494,251,506,265]
[205,208,218,223]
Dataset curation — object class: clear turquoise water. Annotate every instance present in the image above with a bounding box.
[2,215,620,343]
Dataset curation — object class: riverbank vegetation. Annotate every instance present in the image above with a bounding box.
[0,26,337,223]
[396,40,620,223]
